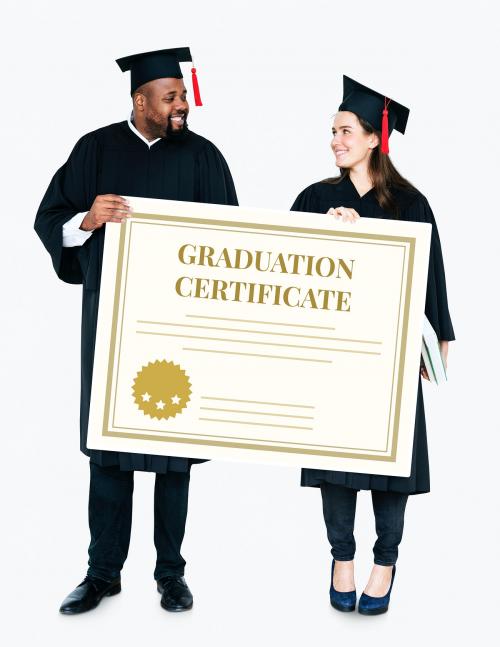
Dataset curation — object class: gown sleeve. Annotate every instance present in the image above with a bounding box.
[34,133,99,284]
[290,184,320,213]
[195,140,238,206]
[405,194,455,341]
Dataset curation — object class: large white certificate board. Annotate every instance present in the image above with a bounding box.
[87,197,431,477]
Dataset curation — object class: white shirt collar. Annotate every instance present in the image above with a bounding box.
[127,116,161,148]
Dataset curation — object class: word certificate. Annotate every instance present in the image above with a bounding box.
[87,197,431,476]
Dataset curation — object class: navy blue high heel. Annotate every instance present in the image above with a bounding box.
[330,559,356,612]
[358,565,396,615]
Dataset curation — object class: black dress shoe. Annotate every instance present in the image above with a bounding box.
[59,576,121,614]
[157,576,193,612]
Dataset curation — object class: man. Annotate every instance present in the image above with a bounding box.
[34,47,238,614]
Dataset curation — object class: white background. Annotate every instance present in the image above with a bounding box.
[1,0,498,645]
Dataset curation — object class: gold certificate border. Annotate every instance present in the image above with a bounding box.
[102,213,415,462]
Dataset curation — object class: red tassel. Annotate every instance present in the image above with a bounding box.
[191,67,203,106]
[381,98,390,155]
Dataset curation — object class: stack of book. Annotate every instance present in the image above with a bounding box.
[421,315,447,384]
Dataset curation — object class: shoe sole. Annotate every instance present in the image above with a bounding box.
[160,600,193,612]
[59,583,121,615]
[358,605,389,616]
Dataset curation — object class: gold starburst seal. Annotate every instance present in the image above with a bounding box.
[132,360,191,420]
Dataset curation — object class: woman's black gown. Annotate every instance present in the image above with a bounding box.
[291,176,455,495]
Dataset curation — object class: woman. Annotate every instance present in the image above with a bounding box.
[291,76,455,615]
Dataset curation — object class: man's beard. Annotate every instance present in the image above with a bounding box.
[164,117,189,140]
[143,113,189,140]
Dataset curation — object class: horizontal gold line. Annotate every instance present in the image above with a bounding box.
[199,417,313,431]
[182,347,332,364]
[199,407,314,420]
[107,423,389,451]
[136,330,380,356]
[105,428,395,459]
[137,220,407,249]
[137,320,381,345]
[186,314,335,331]
[131,212,415,244]
[200,396,315,409]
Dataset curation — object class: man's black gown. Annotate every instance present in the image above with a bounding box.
[35,121,238,474]
[291,175,455,495]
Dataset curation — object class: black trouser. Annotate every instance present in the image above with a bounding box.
[320,483,408,566]
[86,462,190,582]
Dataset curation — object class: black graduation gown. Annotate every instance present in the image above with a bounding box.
[34,121,238,473]
[291,176,455,494]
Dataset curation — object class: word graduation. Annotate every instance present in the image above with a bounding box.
[174,244,355,311]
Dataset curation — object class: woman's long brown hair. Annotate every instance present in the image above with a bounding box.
[323,114,418,217]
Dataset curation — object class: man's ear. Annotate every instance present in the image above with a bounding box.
[133,92,145,112]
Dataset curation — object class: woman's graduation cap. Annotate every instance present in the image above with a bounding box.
[116,46,202,106]
[338,75,409,155]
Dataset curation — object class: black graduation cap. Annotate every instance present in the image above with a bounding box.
[116,47,202,105]
[338,75,409,154]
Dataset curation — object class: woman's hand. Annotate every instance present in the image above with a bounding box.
[327,206,361,223]
[420,340,449,381]
[439,340,449,369]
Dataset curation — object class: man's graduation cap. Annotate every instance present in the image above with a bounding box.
[338,75,409,155]
[116,47,202,105]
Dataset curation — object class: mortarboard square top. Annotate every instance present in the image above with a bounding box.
[116,47,193,95]
[338,75,409,137]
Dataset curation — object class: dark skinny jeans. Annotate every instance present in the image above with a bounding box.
[320,482,408,566]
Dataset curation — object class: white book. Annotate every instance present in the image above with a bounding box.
[421,315,447,384]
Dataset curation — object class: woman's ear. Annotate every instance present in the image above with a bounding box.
[368,133,380,149]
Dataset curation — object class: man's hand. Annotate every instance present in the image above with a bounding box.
[327,206,361,223]
[80,195,132,231]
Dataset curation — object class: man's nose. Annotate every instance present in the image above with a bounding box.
[174,97,187,111]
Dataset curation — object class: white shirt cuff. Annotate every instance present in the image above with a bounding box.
[62,213,93,247]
